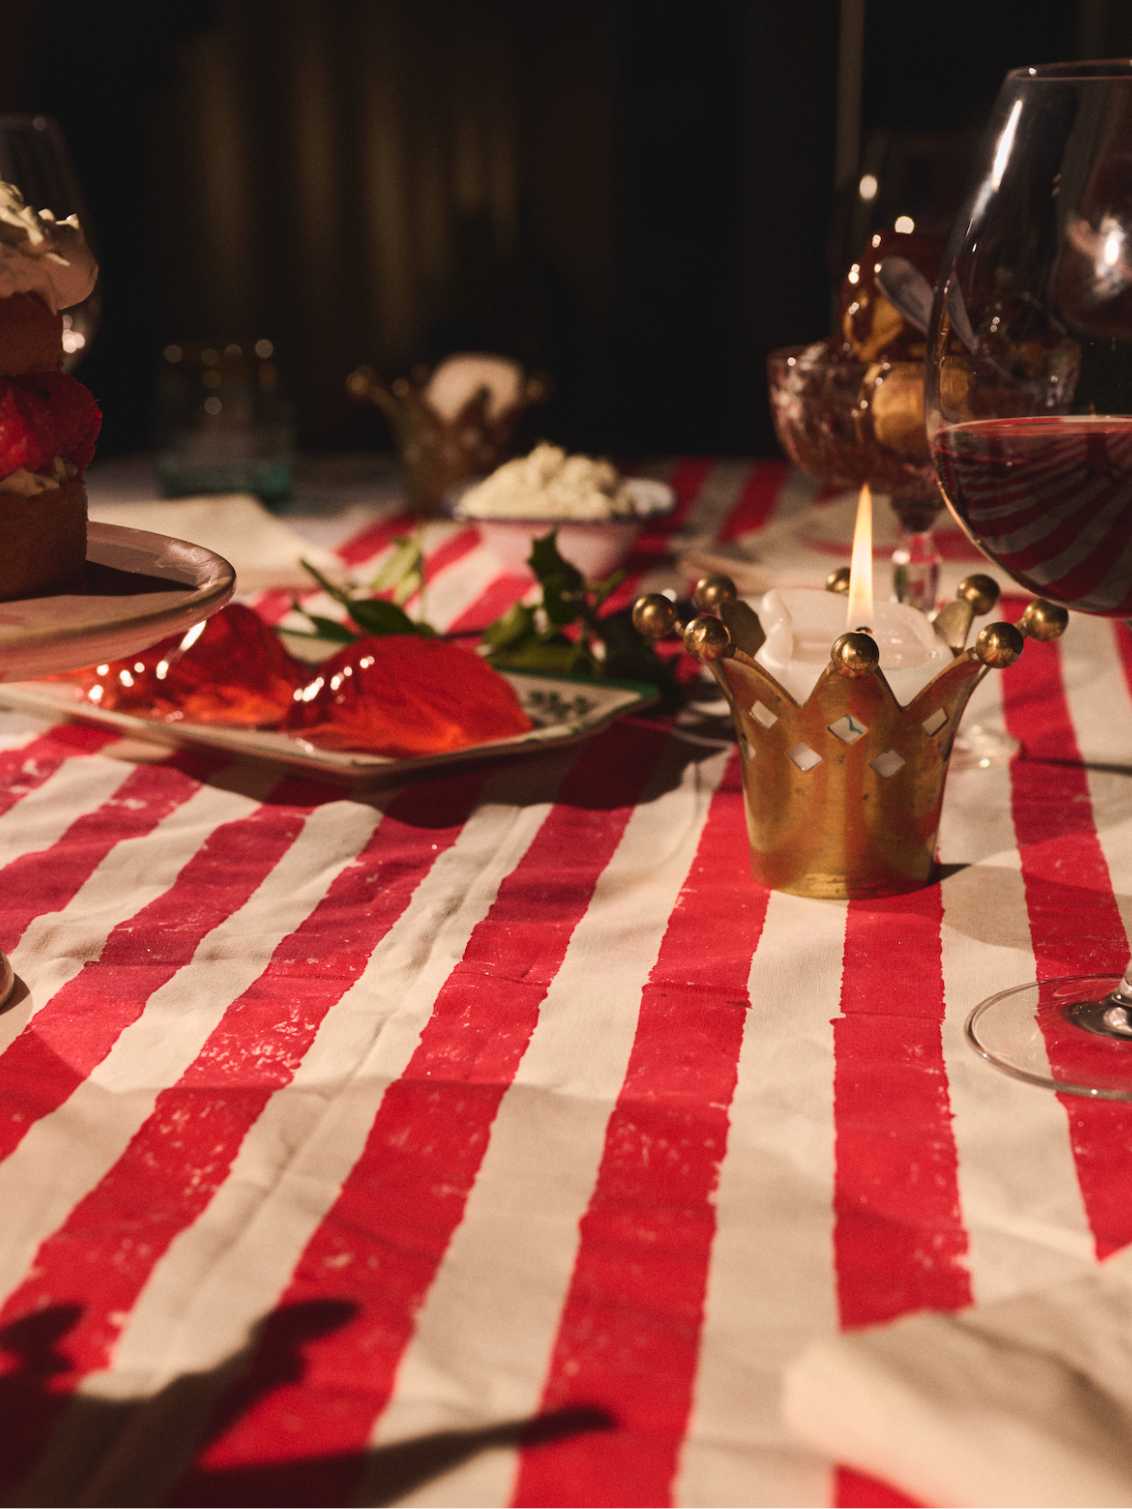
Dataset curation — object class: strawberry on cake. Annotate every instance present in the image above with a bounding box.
[0,181,99,598]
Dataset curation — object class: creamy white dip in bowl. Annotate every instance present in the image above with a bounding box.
[451,445,675,577]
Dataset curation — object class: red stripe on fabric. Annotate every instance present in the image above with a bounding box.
[664,457,715,529]
[0,753,217,952]
[334,509,418,568]
[0,777,325,1166]
[718,459,788,540]
[512,751,766,1508]
[1001,638,1132,1259]
[838,1467,917,1507]
[600,458,716,617]
[249,588,294,626]
[832,886,967,1509]
[0,723,116,822]
[174,721,665,1507]
[0,772,483,1497]
[444,571,531,636]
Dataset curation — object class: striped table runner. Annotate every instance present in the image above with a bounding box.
[0,460,1126,1507]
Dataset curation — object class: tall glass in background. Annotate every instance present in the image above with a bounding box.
[927,61,1132,1098]
[0,115,99,370]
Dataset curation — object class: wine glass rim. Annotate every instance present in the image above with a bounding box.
[1007,58,1132,82]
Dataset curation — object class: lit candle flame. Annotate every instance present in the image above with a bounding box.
[846,484,874,628]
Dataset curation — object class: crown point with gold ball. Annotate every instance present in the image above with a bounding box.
[975,621,1024,668]
[692,574,738,612]
[1020,598,1069,642]
[826,566,851,595]
[957,573,1000,615]
[683,615,732,662]
[631,593,678,640]
[831,630,880,677]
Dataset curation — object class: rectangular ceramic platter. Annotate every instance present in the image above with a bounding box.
[0,672,657,784]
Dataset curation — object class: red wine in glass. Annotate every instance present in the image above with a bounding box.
[933,416,1132,616]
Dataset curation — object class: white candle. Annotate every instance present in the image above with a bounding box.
[753,588,952,705]
[753,484,951,705]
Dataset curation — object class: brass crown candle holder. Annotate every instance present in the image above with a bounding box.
[633,574,1068,899]
[347,354,549,513]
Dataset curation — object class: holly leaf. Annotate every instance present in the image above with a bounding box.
[528,531,583,590]
[483,601,536,650]
[487,636,596,675]
[289,609,358,644]
[347,598,426,637]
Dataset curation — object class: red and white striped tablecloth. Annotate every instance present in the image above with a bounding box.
[0,458,1128,1507]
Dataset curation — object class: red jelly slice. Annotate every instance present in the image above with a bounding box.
[291,634,532,756]
[80,603,303,727]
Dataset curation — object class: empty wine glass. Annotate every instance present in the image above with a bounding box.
[927,60,1132,1098]
[0,115,99,370]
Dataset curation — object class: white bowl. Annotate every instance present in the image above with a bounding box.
[453,478,675,579]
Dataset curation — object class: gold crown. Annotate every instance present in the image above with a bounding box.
[634,574,1067,899]
[347,357,549,514]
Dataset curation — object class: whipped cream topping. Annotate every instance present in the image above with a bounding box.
[0,457,74,496]
[459,443,637,521]
[0,181,97,312]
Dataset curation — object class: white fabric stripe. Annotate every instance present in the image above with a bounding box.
[268,518,468,635]
[766,467,821,527]
[0,747,131,865]
[0,763,274,1058]
[0,709,70,748]
[675,891,844,1509]
[62,757,572,1508]
[364,745,729,1509]
[423,544,509,630]
[634,461,753,598]
[0,795,382,1314]
[939,671,1093,1304]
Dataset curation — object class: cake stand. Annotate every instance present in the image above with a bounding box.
[0,521,236,1004]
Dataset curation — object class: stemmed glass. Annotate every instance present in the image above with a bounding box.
[927,60,1132,1098]
[0,115,98,370]
[768,341,946,613]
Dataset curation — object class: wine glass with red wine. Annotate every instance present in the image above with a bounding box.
[927,60,1132,1098]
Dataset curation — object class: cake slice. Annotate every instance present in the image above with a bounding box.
[0,182,99,598]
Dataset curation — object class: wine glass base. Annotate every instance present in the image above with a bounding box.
[950,722,1020,770]
[967,974,1132,1100]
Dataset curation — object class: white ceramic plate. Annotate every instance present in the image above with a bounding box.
[0,670,659,784]
[0,522,236,682]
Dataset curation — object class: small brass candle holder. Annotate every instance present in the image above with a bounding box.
[346,356,549,514]
[634,574,1068,899]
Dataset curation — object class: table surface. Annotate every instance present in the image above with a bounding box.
[0,456,1128,1507]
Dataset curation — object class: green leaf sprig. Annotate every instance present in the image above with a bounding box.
[288,540,434,643]
[481,532,673,690]
[284,529,672,691]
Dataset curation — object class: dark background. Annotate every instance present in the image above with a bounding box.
[4,0,1132,459]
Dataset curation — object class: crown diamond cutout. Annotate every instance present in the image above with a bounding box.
[788,742,822,772]
[828,713,868,744]
[922,707,948,736]
[869,750,906,778]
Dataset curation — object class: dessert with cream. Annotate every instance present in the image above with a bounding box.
[0,181,100,598]
[458,443,647,522]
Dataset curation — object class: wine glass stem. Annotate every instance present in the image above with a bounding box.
[1103,965,1132,1035]
[891,527,942,613]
